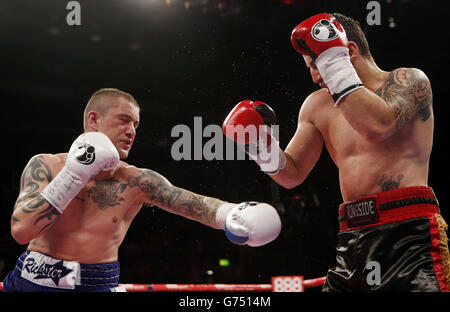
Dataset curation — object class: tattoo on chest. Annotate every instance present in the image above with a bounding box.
[86,179,128,210]
[377,174,404,192]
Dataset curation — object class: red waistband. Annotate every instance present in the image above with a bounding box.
[338,186,439,232]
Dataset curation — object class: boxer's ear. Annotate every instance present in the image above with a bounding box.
[86,111,101,131]
[348,41,359,62]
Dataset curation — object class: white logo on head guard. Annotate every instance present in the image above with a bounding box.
[75,143,96,165]
[312,19,339,42]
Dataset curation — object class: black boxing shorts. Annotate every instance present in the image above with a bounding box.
[322,186,450,292]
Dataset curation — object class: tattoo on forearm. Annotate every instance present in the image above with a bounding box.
[33,204,60,233]
[21,196,48,213]
[127,169,221,225]
[378,173,404,192]
[13,156,60,234]
[375,68,432,129]
[11,155,61,234]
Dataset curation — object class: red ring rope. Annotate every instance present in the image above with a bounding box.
[0,276,326,292]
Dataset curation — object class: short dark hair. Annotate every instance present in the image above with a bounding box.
[83,88,140,130]
[332,12,372,59]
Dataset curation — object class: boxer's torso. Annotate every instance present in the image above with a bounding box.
[305,69,433,202]
[28,153,147,264]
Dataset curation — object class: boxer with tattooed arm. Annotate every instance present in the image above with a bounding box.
[3,88,282,292]
[223,13,449,291]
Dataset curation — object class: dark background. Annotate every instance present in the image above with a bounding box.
[0,0,448,288]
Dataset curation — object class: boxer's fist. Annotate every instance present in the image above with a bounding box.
[222,99,276,145]
[66,132,120,184]
[41,132,119,213]
[291,13,347,60]
[222,100,285,175]
[291,13,364,105]
[220,202,282,247]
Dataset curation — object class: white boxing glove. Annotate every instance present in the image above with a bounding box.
[41,132,119,213]
[246,125,286,175]
[216,201,282,247]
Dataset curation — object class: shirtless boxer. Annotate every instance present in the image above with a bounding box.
[3,88,281,292]
[223,13,450,291]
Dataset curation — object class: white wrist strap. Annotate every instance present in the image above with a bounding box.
[315,46,364,106]
[41,167,85,213]
[215,203,236,229]
[246,126,286,175]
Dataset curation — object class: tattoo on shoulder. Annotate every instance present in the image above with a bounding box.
[375,68,432,129]
[377,173,404,192]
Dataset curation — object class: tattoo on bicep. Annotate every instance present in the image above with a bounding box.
[417,98,432,122]
[377,173,404,192]
[375,68,432,129]
[126,170,173,206]
[13,156,53,223]
[127,170,218,224]
[15,155,52,209]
